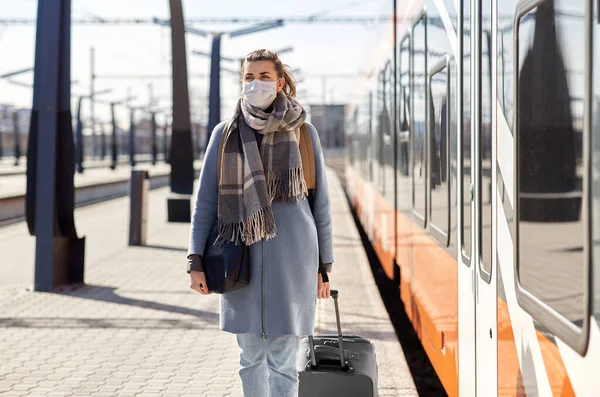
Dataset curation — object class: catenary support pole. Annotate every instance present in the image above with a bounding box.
[166,0,194,222]
[26,0,85,292]
[207,33,222,143]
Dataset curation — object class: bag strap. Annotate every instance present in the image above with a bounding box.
[299,123,316,192]
[217,120,316,192]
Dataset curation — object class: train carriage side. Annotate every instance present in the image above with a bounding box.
[347,0,600,395]
[494,0,600,396]
[346,0,461,395]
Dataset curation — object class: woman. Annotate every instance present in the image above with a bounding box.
[186,49,334,397]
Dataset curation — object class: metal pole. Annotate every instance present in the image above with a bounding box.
[129,107,136,167]
[110,102,118,169]
[195,122,201,159]
[13,111,21,166]
[167,0,194,222]
[207,33,222,141]
[148,83,157,165]
[100,122,107,160]
[25,0,44,237]
[129,170,150,246]
[90,46,96,158]
[151,112,157,165]
[32,0,62,292]
[28,0,84,292]
[75,96,84,173]
[191,121,197,159]
[100,123,106,161]
[163,121,169,164]
[148,82,154,109]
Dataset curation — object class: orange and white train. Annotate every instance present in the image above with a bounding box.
[345,0,600,395]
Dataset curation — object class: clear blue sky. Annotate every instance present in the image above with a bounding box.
[0,0,391,127]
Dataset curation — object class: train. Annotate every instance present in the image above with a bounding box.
[344,0,599,395]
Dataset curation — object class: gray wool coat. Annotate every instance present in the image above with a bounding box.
[187,121,334,339]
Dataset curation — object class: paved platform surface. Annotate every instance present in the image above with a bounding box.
[0,168,418,396]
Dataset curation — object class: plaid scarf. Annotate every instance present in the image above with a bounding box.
[216,92,308,246]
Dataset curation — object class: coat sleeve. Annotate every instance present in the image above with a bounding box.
[305,122,334,269]
[187,121,227,257]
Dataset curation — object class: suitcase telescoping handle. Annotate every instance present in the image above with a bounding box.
[308,289,347,370]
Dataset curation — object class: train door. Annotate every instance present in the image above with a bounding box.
[473,0,498,394]
[457,0,476,394]
[458,0,498,395]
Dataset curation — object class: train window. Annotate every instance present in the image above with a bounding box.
[348,108,357,167]
[383,61,393,144]
[479,0,493,282]
[358,94,370,179]
[398,35,411,179]
[514,0,590,355]
[593,101,600,329]
[368,91,373,181]
[377,70,385,194]
[594,0,600,330]
[378,64,392,198]
[383,61,395,207]
[460,0,471,263]
[411,8,428,227]
[429,56,451,246]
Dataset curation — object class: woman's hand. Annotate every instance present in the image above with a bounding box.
[190,271,211,295]
[317,273,331,299]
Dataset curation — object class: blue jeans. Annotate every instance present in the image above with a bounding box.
[236,333,301,397]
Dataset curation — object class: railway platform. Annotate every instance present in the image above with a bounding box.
[0,155,167,177]
[0,168,419,397]
[0,160,203,226]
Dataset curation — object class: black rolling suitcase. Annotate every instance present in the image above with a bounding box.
[297,290,378,397]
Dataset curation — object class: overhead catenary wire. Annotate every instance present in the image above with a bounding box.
[0,16,394,25]
[0,10,585,26]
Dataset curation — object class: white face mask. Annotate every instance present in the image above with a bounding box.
[241,79,279,109]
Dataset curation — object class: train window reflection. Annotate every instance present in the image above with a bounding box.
[516,0,586,326]
[376,70,385,194]
[429,58,451,244]
[593,100,600,328]
[380,61,395,205]
[461,0,471,261]
[412,13,427,225]
[383,61,395,207]
[480,0,493,280]
[593,21,600,329]
[398,36,411,179]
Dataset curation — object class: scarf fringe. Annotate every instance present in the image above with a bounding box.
[267,168,308,204]
[215,206,277,246]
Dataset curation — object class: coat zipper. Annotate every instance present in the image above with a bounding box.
[261,240,266,340]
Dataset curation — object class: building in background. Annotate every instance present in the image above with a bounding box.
[309,104,345,148]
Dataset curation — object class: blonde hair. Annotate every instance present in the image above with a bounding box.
[241,49,297,97]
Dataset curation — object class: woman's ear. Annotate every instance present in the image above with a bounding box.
[276,77,286,93]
